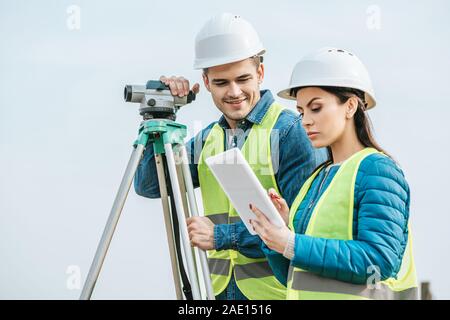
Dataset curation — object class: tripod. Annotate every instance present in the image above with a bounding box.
[79,118,215,300]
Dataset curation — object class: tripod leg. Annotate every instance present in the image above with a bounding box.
[174,151,201,299]
[164,143,202,300]
[80,144,145,300]
[155,154,183,300]
[179,145,216,300]
[175,156,190,219]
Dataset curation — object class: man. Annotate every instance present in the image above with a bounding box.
[134,13,327,300]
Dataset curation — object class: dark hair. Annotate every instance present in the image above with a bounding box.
[292,86,391,162]
[202,55,263,75]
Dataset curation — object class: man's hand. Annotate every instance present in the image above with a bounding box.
[187,216,215,250]
[160,75,200,98]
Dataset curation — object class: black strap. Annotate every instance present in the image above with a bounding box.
[163,155,193,300]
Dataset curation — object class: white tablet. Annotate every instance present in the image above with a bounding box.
[205,148,285,235]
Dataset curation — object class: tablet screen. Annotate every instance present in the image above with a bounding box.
[205,148,285,235]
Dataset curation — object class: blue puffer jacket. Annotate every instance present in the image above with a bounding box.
[263,153,411,286]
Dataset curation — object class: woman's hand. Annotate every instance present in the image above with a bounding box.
[249,203,292,255]
[268,188,290,226]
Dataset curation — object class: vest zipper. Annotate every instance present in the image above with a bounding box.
[299,166,332,234]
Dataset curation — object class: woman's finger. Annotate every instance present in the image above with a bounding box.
[278,197,289,210]
[250,218,264,237]
[270,195,282,210]
[250,204,270,225]
[268,188,280,199]
[268,189,282,209]
[268,188,287,211]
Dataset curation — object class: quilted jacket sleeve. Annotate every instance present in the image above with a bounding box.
[291,153,411,284]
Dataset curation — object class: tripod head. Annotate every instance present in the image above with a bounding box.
[124,80,196,120]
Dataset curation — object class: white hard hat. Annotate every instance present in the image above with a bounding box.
[193,13,265,69]
[277,47,376,109]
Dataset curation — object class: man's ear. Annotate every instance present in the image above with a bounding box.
[346,96,358,119]
[257,64,265,84]
[202,73,211,92]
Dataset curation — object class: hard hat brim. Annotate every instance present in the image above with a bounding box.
[194,49,265,69]
[277,84,376,110]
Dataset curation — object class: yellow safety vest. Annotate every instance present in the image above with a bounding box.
[287,148,418,300]
[198,102,287,300]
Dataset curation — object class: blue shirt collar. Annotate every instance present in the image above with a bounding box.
[218,90,275,129]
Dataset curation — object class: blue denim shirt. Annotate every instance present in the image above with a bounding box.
[134,90,328,258]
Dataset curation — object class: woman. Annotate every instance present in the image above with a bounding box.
[249,47,418,300]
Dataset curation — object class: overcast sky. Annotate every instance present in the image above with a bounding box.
[1,0,449,299]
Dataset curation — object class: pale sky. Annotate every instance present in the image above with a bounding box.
[1,0,449,299]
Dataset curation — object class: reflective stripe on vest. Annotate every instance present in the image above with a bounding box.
[207,213,228,225]
[198,102,287,299]
[287,148,418,300]
[206,213,242,225]
[209,258,230,276]
[287,269,419,300]
[234,261,275,281]
[208,259,275,280]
